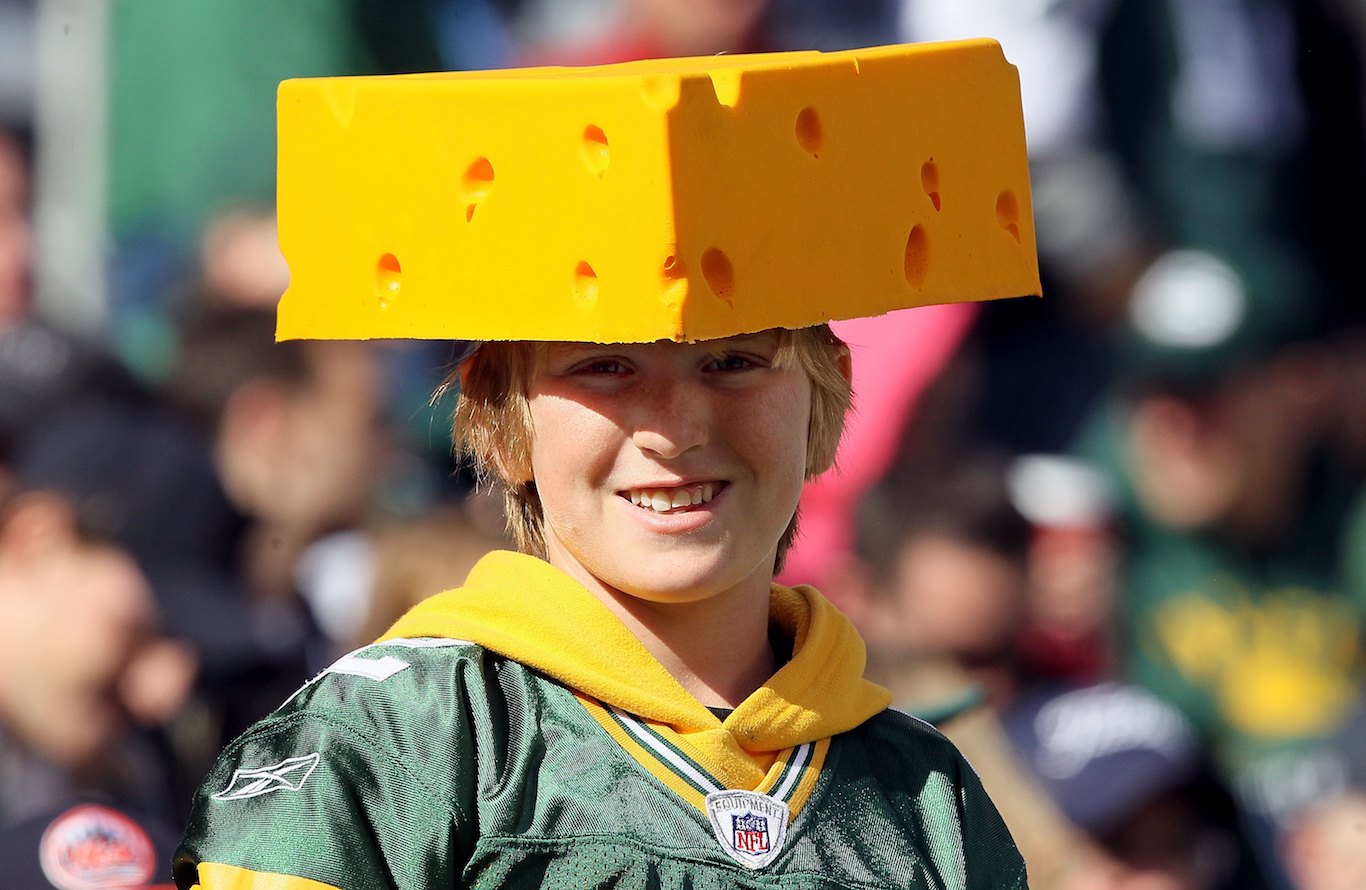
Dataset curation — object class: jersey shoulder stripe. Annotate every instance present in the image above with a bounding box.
[190,861,343,890]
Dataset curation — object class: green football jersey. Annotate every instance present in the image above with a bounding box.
[175,552,1027,889]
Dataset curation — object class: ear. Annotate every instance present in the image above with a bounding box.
[488,402,537,487]
[836,340,853,386]
[0,492,80,564]
[497,457,535,489]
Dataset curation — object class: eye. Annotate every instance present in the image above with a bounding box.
[575,358,630,376]
[705,352,766,373]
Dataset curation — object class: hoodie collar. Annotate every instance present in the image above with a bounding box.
[379,551,889,756]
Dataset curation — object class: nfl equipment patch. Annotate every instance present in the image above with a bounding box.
[705,790,789,870]
[39,804,157,890]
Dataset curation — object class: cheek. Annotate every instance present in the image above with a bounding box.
[738,378,813,490]
[528,394,620,492]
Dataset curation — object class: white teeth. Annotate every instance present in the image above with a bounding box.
[625,484,719,513]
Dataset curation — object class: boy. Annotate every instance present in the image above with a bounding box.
[175,40,1039,888]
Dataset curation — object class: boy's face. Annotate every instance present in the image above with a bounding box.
[526,331,811,606]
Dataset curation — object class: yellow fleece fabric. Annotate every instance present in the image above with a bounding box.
[379,550,890,790]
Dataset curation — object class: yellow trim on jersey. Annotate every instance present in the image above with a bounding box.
[193,861,342,890]
[576,692,710,812]
[753,741,803,797]
[780,737,830,818]
[651,716,779,789]
[744,734,826,819]
[577,693,830,821]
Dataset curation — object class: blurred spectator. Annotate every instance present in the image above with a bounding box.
[0,490,193,834]
[1004,682,1269,890]
[1282,792,1366,890]
[519,0,771,64]
[195,207,290,314]
[891,7,1365,880]
[106,0,445,376]
[1007,453,1120,684]
[334,502,510,653]
[10,304,393,774]
[184,207,467,503]
[1277,691,1366,890]
[843,453,1116,890]
[1,124,147,482]
[901,0,1366,457]
[1076,244,1364,886]
[0,488,187,887]
[2,799,180,890]
[0,124,27,322]
[14,400,263,683]
[164,307,388,613]
[848,452,1032,710]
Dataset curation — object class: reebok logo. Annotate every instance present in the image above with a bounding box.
[212,753,321,802]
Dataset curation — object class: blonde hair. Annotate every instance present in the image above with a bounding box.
[447,326,851,567]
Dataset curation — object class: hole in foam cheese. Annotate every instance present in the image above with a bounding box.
[276,40,1040,344]
[375,253,401,309]
[795,107,822,158]
[921,158,941,212]
[573,261,600,308]
[701,248,735,306]
[903,225,929,290]
[581,125,610,179]
[461,157,494,223]
[996,189,1021,244]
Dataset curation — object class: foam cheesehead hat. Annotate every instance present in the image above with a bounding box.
[275,40,1039,344]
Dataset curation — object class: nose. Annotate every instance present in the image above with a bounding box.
[630,377,709,460]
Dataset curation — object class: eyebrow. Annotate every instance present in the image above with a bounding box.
[545,341,620,359]
[547,330,779,359]
[702,331,781,353]
[717,332,776,347]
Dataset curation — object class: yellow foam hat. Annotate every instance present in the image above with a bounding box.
[275,39,1038,343]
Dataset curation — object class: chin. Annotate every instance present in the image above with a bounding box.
[610,548,771,605]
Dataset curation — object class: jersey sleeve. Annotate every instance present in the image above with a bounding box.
[873,710,1031,890]
[954,749,1031,890]
[174,650,480,890]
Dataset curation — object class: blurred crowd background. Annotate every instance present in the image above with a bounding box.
[0,1,1364,888]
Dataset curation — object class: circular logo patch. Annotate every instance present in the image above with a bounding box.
[39,803,156,890]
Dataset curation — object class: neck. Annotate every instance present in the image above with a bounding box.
[559,568,778,708]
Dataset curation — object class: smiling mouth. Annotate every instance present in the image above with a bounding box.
[622,483,722,514]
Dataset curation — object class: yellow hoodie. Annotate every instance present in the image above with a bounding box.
[380,550,890,796]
